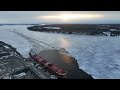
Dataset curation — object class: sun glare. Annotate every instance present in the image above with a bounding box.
[59,37,69,48]
[36,14,103,21]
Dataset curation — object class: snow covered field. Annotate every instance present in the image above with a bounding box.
[0,25,120,79]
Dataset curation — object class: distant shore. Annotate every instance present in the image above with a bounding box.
[27,24,120,36]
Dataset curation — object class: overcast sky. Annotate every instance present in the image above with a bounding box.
[0,11,120,24]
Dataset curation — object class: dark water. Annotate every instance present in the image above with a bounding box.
[38,50,93,79]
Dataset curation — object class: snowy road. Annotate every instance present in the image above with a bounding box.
[1,25,120,79]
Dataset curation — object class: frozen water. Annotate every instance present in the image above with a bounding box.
[1,25,120,79]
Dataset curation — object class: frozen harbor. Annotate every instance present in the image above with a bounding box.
[0,25,120,79]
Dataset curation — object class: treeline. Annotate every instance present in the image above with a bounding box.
[27,24,120,36]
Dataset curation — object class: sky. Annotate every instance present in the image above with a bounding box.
[0,11,120,24]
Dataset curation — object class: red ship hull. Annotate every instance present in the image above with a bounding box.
[29,52,67,78]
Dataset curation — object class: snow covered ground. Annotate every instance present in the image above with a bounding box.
[0,25,120,79]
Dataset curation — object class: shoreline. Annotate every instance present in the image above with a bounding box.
[27,24,120,36]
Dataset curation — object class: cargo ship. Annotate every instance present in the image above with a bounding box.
[29,51,67,78]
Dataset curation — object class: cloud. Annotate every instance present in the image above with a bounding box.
[0,11,120,24]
